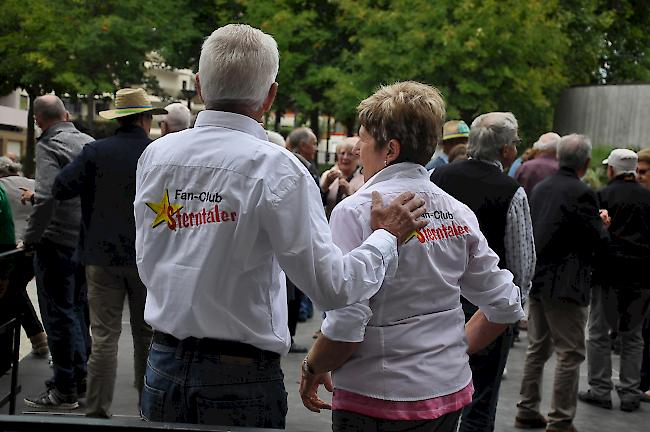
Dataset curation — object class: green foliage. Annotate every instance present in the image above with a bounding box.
[1,0,649,145]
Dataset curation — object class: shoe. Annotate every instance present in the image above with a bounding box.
[45,377,86,399]
[620,398,640,412]
[24,388,79,410]
[30,332,49,357]
[514,414,548,429]
[546,425,577,432]
[289,342,308,353]
[641,391,650,403]
[578,390,612,409]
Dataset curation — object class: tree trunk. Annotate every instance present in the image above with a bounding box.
[86,92,95,133]
[345,117,356,137]
[23,91,37,178]
[325,115,332,163]
[309,109,320,165]
[309,109,320,143]
[274,109,282,132]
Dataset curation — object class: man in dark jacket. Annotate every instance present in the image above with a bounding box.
[431,112,535,432]
[515,134,610,432]
[52,88,165,418]
[579,149,650,413]
[23,95,93,410]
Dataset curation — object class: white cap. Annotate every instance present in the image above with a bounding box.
[602,148,638,174]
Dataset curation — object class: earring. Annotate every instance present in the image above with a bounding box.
[384,160,388,167]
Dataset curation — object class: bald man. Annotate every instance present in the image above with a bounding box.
[23,95,93,410]
[159,103,191,136]
[515,132,561,195]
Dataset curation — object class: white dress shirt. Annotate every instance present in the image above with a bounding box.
[134,111,398,355]
[323,163,524,400]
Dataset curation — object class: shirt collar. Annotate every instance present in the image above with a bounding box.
[194,110,268,141]
[468,157,504,171]
[115,124,148,138]
[40,121,77,140]
[359,162,428,192]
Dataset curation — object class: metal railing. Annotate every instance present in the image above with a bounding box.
[0,248,24,415]
[0,415,275,431]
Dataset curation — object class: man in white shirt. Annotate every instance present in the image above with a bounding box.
[135,24,426,429]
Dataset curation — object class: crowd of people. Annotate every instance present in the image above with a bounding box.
[0,23,649,432]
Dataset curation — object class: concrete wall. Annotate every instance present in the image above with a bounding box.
[554,84,650,148]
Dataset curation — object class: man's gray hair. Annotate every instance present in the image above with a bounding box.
[199,24,279,111]
[533,132,561,153]
[163,103,191,132]
[33,95,66,121]
[266,130,285,146]
[0,156,21,177]
[557,134,592,171]
[467,112,518,162]
[286,127,313,151]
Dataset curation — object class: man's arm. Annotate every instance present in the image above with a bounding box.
[23,141,61,245]
[574,188,610,249]
[504,188,536,304]
[459,213,525,325]
[263,173,425,311]
[52,144,94,200]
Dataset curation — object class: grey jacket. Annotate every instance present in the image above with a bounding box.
[23,122,93,248]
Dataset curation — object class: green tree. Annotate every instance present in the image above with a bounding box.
[0,0,75,175]
[334,0,570,143]
[57,0,175,126]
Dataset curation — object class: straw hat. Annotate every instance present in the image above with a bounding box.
[99,88,167,119]
[442,120,470,141]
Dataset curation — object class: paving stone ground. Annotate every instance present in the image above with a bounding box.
[3,282,648,431]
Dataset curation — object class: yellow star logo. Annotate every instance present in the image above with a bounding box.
[146,189,183,229]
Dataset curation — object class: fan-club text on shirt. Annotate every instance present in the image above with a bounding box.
[146,189,237,231]
[415,211,470,244]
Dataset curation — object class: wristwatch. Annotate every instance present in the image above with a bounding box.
[302,357,315,376]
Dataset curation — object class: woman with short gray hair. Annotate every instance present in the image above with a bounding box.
[300,82,524,432]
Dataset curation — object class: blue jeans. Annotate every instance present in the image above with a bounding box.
[141,340,288,428]
[34,239,89,395]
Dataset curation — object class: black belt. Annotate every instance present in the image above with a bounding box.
[152,331,280,361]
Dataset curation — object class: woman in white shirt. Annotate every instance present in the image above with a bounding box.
[299,81,524,432]
[320,138,365,219]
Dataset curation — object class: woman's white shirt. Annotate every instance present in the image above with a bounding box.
[322,162,524,401]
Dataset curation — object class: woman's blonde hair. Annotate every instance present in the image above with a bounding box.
[357,81,446,165]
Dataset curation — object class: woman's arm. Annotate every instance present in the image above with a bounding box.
[465,310,509,355]
[299,334,360,412]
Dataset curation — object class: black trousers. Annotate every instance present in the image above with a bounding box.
[638,309,650,392]
[459,298,513,432]
[9,253,44,337]
[332,409,461,432]
[287,278,304,337]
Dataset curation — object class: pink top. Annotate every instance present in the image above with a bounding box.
[332,382,474,421]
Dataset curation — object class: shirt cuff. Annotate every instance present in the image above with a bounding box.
[321,306,372,343]
[364,229,398,278]
[481,287,526,324]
